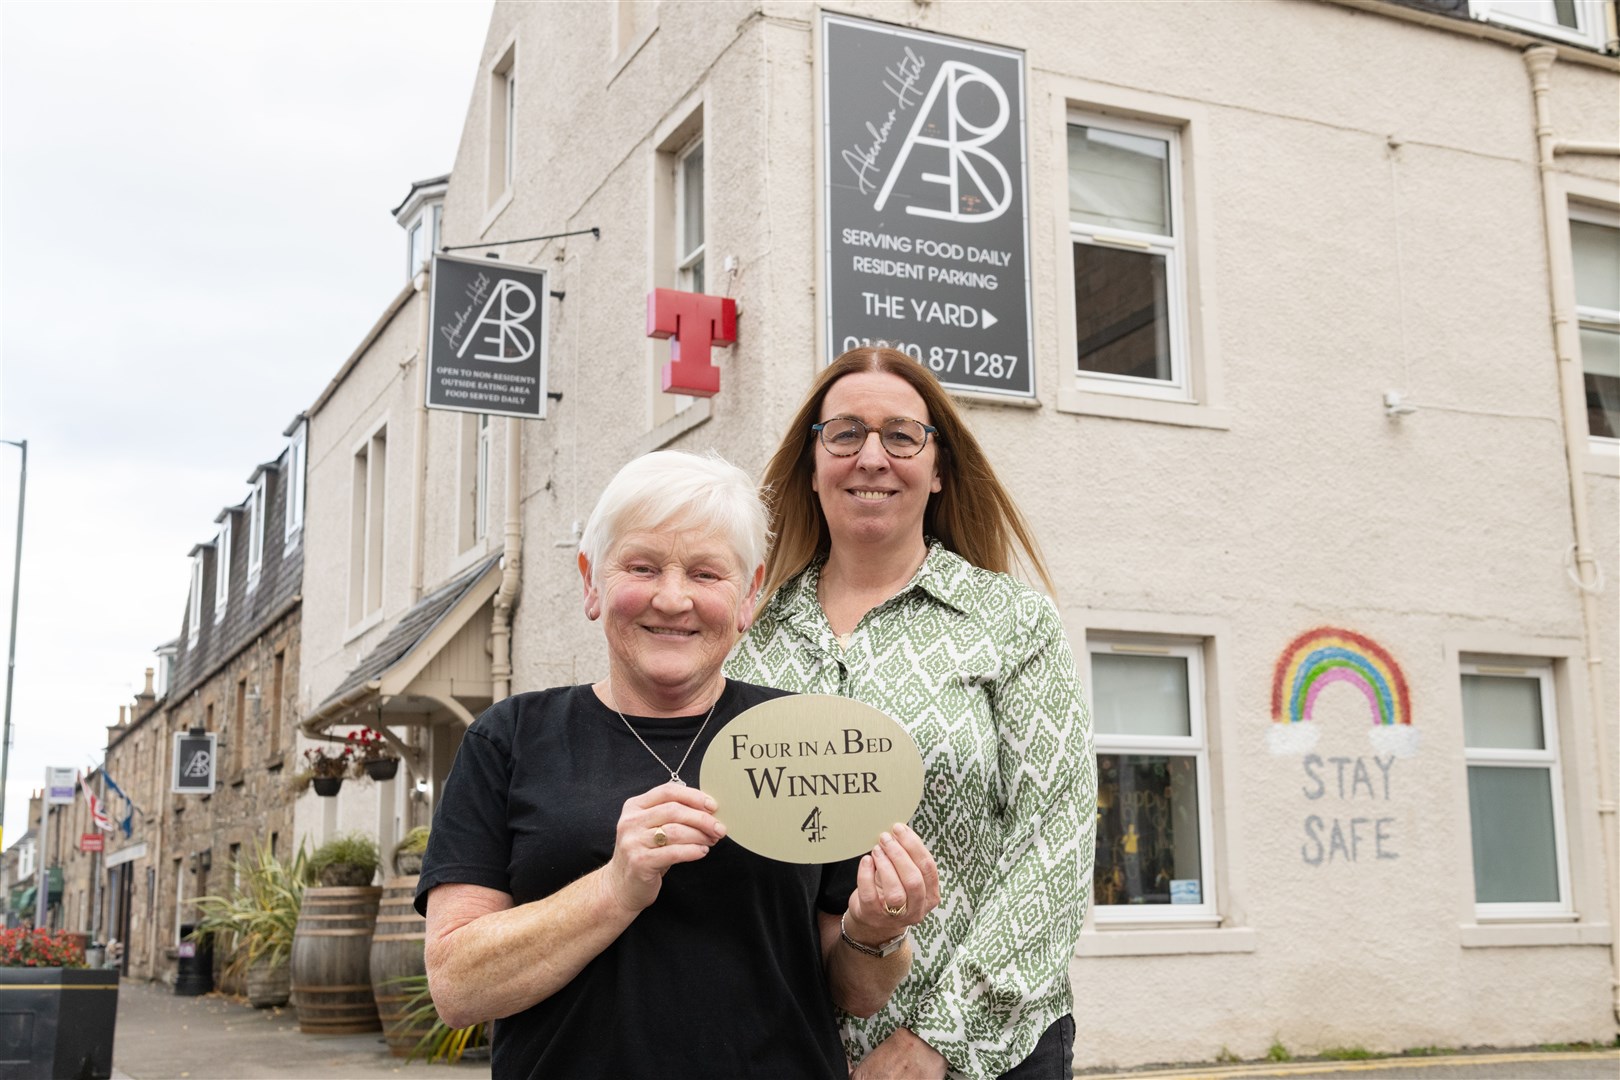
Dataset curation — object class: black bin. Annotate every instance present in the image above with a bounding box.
[174,923,213,996]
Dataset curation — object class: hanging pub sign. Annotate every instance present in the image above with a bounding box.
[171,731,216,795]
[426,253,551,420]
[821,12,1034,398]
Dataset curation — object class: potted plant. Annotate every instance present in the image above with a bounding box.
[346,726,400,781]
[191,841,309,1008]
[392,826,430,877]
[291,834,385,1035]
[0,926,118,1078]
[297,744,353,796]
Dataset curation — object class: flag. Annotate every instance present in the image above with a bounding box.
[101,770,137,838]
[80,773,111,832]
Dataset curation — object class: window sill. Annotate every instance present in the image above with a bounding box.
[1057,387,1232,430]
[264,756,283,772]
[447,541,493,579]
[1459,921,1609,948]
[1585,442,1618,478]
[1077,925,1256,957]
[638,398,712,455]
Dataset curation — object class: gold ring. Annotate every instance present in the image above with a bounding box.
[652,827,668,847]
[884,901,907,918]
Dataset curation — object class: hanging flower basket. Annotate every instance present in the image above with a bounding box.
[312,776,344,797]
[348,726,401,782]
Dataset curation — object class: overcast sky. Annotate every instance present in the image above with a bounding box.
[0,1,493,849]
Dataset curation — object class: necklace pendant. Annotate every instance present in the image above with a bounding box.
[670,774,685,785]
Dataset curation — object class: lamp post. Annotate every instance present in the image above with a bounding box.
[0,438,26,857]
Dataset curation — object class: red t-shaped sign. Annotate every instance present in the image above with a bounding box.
[646,288,738,398]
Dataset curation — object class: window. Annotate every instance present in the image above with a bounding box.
[488,47,517,207]
[187,557,203,646]
[457,413,493,551]
[651,109,706,429]
[1088,641,1214,920]
[1068,114,1188,400]
[232,678,248,777]
[269,650,284,758]
[284,422,306,547]
[1570,207,1619,441]
[246,474,266,590]
[349,427,388,625]
[1471,0,1609,49]
[405,204,441,280]
[213,519,232,623]
[1461,662,1570,915]
[677,140,705,294]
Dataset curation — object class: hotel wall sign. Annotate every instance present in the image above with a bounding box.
[427,253,551,420]
[822,12,1034,398]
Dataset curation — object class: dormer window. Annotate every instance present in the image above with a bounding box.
[284,419,306,548]
[392,176,449,283]
[247,472,267,590]
[213,517,232,623]
[187,555,204,646]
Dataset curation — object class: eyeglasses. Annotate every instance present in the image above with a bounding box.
[811,416,939,458]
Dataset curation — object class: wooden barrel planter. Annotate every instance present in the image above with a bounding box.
[369,875,430,1057]
[290,885,382,1035]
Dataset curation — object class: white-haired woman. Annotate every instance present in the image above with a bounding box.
[417,450,940,1079]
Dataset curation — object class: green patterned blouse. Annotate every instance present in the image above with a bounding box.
[726,543,1096,1079]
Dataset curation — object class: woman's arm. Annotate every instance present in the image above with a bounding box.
[821,824,939,1018]
[424,781,726,1027]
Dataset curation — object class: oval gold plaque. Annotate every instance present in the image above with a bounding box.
[699,694,923,864]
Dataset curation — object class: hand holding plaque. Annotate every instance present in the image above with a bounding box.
[699,694,925,863]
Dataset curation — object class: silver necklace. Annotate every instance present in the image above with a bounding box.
[605,681,720,785]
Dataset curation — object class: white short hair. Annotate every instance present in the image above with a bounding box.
[580,450,768,588]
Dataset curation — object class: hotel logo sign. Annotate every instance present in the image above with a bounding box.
[822,13,1034,397]
[427,253,551,420]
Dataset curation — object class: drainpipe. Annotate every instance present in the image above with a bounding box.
[490,416,522,701]
[410,268,431,604]
[1523,45,1619,1024]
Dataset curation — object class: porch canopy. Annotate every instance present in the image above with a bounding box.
[303,553,504,772]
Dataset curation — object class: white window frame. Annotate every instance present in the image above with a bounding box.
[213,519,231,623]
[1461,660,1573,920]
[187,556,204,646]
[1087,639,1217,925]
[246,475,266,591]
[1569,203,1620,446]
[1067,111,1191,403]
[284,423,306,549]
[676,137,705,294]
[1470,0,1609,50]
[486,44,517,210]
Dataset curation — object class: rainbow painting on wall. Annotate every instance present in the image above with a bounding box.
[1267,627,1418,756]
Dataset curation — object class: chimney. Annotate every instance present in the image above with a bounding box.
[143,668,154,696]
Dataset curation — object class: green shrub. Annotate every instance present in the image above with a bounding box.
[1267,1040,1291,1062]
[308,833,380,887]
[192,841,310,978]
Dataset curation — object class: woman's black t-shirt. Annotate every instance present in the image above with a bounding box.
[416,681,858,1080]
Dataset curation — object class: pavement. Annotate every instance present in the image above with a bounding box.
[111,977,491,1080]
[109,977,1618,1079]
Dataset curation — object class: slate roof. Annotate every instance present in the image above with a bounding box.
[318,552,503,709]
[169,442,303,702]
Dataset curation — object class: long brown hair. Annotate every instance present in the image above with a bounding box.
[758,347,1055,604]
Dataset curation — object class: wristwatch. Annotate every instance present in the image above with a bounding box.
[840,913,908,958]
